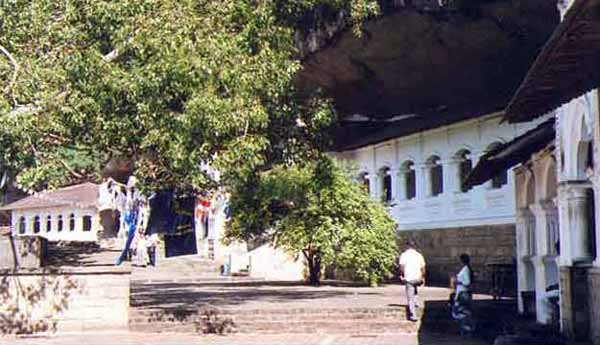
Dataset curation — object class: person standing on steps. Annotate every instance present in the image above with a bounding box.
[399,239,426,322]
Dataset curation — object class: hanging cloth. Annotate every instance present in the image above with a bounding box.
[115,210,138,265]
[195,198,211,238]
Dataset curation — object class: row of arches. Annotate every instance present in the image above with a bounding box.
[360,144,508,202]
[18,214,93,234]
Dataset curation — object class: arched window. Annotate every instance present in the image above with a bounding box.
[83,216,92,232]
[487,142,508,189]
[428,156,443,196]
[456,149,473,193]
[359,172,370,193]
[18,216,26,234]
[69,213,75,231]
[379,167,392,202]
[33,216,41,233]
[46,215,52,232]
[401,161,416,200]
[57,215,64,232]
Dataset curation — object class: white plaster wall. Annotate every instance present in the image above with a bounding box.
[243,244,304,281]
[11,206,100,242]
[335,113,548,231]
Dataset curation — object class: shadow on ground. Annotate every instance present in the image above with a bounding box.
[417,299,535,345]
[43,242,118,268]
[130,281,361,309]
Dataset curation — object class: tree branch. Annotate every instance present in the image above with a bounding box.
[0,43,20,107]
[58,159,84,179]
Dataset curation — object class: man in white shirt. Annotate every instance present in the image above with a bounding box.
[399,239,426,321]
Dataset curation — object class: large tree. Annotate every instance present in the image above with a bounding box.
[0,0,379,192]
[226,157,398,286]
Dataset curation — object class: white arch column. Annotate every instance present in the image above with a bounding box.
[442,158,461,194]
[558,183,593,265]
[368,171,380,201]
[556,182,592,336]
[516,207,536,314]
[530,200,558,324]
[416,163,429,199]
[391,167,404,202]
[592,175,600,268]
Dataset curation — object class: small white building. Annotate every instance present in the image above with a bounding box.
[1,183,101,242]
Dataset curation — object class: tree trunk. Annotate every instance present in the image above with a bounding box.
[305,250,322,286]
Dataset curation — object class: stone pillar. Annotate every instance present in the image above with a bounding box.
[369,172,380,201]
[442,158,461,194]
[592,177,600,268]
[516,207,535,314]
[531,200,557,257]
[557,182,593,337]
[588,268,600,345]
[559,266,575,338]
[416,164,429,199]
[558,183,593,266]
[531,201,558,324]
[367,171,378,199]
[392,168,404,202]
[533,256,549,324]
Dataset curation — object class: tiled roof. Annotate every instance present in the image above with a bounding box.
[0,183,99,211]
[504,0,600,123]
[465,118,555,188]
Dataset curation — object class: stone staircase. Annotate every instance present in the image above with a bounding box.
[131,255,223,282]
[129,305,418,335]
[129,278,420,335]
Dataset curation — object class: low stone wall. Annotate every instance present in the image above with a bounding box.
[0,268,130,334]
[589,268,600,345]
[0,234,45,269]
[400,224,516,293]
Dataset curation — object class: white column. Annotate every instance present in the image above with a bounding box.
[442,158,461,194]
[557,183,593,266]
[368,172,379,201]
[532,255,549,324]
[391,168,404,202]
[26,215,34,234]
[530,200,557,324]
[531,201,556,257]
[416,164,430,199]
[515,208,530,314]
[592,177,600,267]
[378,169,389,202]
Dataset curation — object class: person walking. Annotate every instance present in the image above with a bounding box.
[451,253,475,335]
[399,239,426,322]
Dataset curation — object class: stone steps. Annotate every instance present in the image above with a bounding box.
[129,307,418,334]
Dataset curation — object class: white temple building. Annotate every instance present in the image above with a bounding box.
[333,112,548,287]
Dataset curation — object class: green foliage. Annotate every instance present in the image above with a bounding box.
[0,0,379,192]
[226,157,398,285]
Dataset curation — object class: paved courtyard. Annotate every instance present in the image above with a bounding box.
[5,283,519,345]
[6,331,489,345]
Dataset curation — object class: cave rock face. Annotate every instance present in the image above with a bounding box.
[297,1,559,119]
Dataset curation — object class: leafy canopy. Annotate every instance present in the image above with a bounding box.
[0,0,379,192]
[226,157,398,285]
